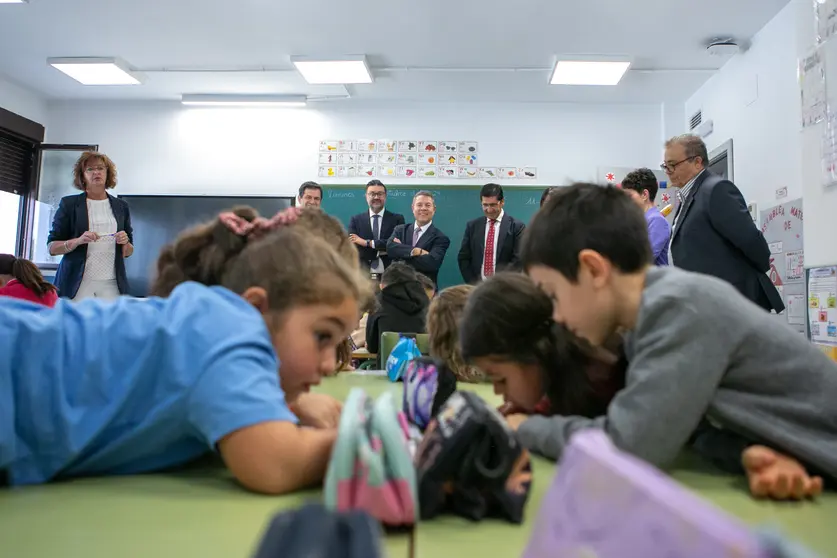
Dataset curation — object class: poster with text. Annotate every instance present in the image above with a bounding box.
[808,266,837,346]
[760,199,805,334]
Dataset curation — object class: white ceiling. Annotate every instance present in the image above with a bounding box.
[0,0,790,104]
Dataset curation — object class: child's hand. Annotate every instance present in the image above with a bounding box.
[291,393,343,429]
[505,413,529,431]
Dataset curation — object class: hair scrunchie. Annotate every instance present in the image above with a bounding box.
[218,206,304,241]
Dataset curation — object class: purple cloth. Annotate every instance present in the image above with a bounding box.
[646,206,671,266]
[522,430,769,558]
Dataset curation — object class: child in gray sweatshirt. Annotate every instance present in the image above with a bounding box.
[517,183,837,500]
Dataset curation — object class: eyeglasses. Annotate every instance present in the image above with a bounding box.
[85,166,106,173]
[660,156,696,173]
[367,192,386,198]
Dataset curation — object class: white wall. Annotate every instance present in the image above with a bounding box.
[0,73,48,125]
[44,100,665,197]
[685,0,836,267]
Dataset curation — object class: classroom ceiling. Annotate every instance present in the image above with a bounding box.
[0,0,791,105]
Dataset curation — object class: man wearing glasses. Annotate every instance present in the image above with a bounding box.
[348,180,406,280]
[457,183,526,284]
[663,134,783,313]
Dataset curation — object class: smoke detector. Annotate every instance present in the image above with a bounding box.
[706,38,740,57]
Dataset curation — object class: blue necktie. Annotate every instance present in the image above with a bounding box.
[372,214,380,244]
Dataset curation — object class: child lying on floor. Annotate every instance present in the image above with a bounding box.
[0,207,368,495]
[517,183,836,500]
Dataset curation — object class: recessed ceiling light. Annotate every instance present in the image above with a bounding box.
[550,59,631,86]
[181,94,308,107]
[48,57,142,85]
[291,56,372,85]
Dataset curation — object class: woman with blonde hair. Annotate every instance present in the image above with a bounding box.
[47,152,133,300]
[426,284,484,383]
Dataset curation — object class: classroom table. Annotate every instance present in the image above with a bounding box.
[1,374,835,558]
[351,347,376,360]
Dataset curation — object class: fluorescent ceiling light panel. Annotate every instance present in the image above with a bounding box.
[550,59,631,86]
[181,94,307,107]
[0,1,28,4]
[48,57,142,85]
[291,56,372,85]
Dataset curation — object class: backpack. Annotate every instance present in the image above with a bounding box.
[385,336,422,382]
[252,503,384,558]
[402,357,457,430]
[324,388,418,528]
[414,391,533,524]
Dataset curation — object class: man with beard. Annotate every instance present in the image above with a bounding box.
[348,180,406,279]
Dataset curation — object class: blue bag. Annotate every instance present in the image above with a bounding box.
[385,336,421,382]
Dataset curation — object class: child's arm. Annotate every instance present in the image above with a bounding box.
[516,295,731,467]
[190,336,337,495]
[218,422,337,494]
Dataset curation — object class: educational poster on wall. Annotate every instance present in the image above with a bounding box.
[816,0,837,44]
[800,48,827,127]
[808,266,837,353]
[317,139,536,181]
[760,199,806,333]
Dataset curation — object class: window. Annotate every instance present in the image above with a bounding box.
[0,130,34,256]
[0,190,21,254]
[29,146,97,266]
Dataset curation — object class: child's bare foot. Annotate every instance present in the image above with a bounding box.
[742,446,823,500]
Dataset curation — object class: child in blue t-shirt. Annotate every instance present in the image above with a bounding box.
[0,207,368,495]
[515,183,837,501]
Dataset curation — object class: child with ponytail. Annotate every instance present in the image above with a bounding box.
[0,254,58,307]
[1,207,369,495]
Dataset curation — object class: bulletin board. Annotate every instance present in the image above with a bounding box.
[803,0,837,187]
[759,199,806,333]
[806,265,837,362]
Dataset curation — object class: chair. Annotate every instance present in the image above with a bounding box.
[379,331,430,368]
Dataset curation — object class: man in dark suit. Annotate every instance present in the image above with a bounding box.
[386,190,451,287]
[348,180,406,276]
[457,183,526,284]
[664,134,784,313]
[297,181,322,208]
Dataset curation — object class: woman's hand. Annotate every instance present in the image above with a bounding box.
[76,231,100,245]
[115,231,129,245]
[290,393,343,429]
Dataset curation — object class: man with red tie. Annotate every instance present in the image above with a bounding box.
[457,183,526,284]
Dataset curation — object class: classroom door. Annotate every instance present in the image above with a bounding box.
[26,144,98,267]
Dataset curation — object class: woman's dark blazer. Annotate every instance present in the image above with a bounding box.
[47,192,133,298]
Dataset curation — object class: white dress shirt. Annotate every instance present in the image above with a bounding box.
[369,208,385,273]
[413,221,432,245]
[482,209,504,280]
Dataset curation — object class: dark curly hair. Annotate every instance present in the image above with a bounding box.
[72,151,118,191]
[621,168,659,202]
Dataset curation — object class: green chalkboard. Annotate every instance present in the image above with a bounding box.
[321,184,547,289]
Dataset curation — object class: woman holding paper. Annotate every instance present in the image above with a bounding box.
[47,151,133,300]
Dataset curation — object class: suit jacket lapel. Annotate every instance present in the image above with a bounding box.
[496,215,511,259]
[671,173,706,241]
[475,218,486,255]
[416,224,434,249]
[77,192,89,233]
